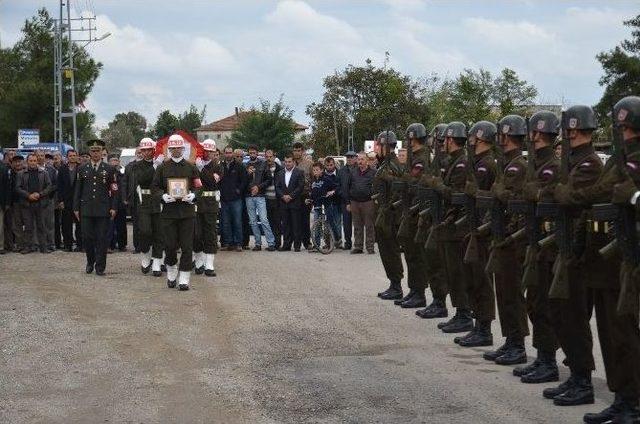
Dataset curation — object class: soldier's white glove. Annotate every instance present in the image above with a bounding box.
[162,193,176,203]
[182,192,196,204]
[153,154,165,169]
[195,157,205,171]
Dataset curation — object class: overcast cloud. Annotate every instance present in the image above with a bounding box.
[1,0,637,130]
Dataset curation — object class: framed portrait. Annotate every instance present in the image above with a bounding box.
[167,178,188,199]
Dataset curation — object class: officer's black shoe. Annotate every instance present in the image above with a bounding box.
[459,321,493,347]
[401,292,426,308]
[417,299,448,319]
[583,394,624,424]
[553,376,594,406]
[204,269,216,277]
[608,401,640,424]
[483,340,510,362]
[454,325,477,345]
[85,264,94,274]
[95,269,105,276]
[378,281,402,300]
[167,279,177,288]
[543,376,576,399]
[194,266,204,275]
[521,360,559,384]
[514,358,541,377]
[495,343,527,365]
[141,264,152,274]
[441,309,474,333]
[161,264,167,272]
[395,290,416,306]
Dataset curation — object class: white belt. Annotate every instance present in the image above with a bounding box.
[201,191,219,197]
[140,189,151,195]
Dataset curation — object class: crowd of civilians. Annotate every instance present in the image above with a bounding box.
[0,141,388,257]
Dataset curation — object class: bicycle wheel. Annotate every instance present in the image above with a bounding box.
[319,220,335,255]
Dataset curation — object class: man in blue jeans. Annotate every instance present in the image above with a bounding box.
[245,145,276,251]
[220,146,246,252]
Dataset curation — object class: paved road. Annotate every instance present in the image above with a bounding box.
[0,241,611,423]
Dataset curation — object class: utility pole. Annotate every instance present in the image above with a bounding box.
[53,0,110,149]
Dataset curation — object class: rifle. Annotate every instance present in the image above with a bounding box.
[537,112,572,299]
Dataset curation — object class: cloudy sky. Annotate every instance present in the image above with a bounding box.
[1,0,638,130]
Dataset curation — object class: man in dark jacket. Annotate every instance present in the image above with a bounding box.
[345,152,376,254]
[322,157,343,248]
[245,145,276,251]
[0,160,9,254]
[16,154,54,253]
[123,148,142,253]
[73,139,118,275]
[220,146,247,251]
[264,149,283,248]
[275,152,305,251]
[35,149,57,250]
[338,151,357,250]
[6,155,25,252]
[57,149,82,251]
[107,154,127,251]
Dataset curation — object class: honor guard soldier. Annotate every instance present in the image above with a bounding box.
[133,138,164,276]
[514,111,561,384]
[394,123,430,309]
[559,97,640,422]
[372,130,405,300]
[193,139,223,277]
[73,139,118,276]
[151,134,201,290]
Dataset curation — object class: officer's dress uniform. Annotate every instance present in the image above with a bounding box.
[487,148,530,362]
[133,159,164,274]
[73,161,118,274]
[373,152,405,298]
[152,157,200,289]
[194,159,223,276]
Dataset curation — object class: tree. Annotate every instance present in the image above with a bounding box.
[229,98,296,154]
[0,8,102,147]
[100,111,148,149]
[177,105,206,137]
[595,14,640,116]
[151,105,206,138]
[447,68,494,124]
[492,68,538,117]
[153,110,180,139]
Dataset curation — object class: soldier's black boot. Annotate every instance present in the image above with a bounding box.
[553,373,594,406]
[495,337,527,365]
[441,309,474,333]
[459,320,493,347]
[483,339,511,361]
[379,281,403,300]
[513,358,541,377]
[583,393,625,424]
[521,351,559,384]
[609,399,640,424]
[395,290,415,305]
[543,375,576,399]
[417,298,448,319]
[401,290,426,308]
[454,321,478,345]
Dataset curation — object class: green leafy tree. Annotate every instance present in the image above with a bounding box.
[100,111,148,149]
[229,98,296,154]
[177,105,206,136]
[0,8,101,147]
[595,14,640,115]
[153,110,180,138]
[447,68,494,125]
[492,68,538,117]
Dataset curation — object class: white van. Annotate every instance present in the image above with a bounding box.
[119,148,137,168]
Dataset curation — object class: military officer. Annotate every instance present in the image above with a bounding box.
[372,131,405,300]
[514,111,562,384]
[416,123,450,319]
[151,134,201,290]
[455,121,498,347]
[73,139,118,276]
[193,139,223,277]
[541,105,603,407]
[560,97,640,422]
[394,123,431,309]
[481,115,530,365]
[132,138,164,276]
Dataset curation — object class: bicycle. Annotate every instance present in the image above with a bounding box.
[310,204,335,254]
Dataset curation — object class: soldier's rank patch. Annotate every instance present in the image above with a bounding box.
[569,118,578,128]
[111,183,118,191]
[579,161,592,167]
[537,120,545,130]
[455,163,466,168]
[477,166,487,172]
[626,161,639,171]
[542,169,554,177]
[618,109,628,121]
[506,166,520,172]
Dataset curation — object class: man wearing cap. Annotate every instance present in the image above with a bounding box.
[338,151,357,250]
[152,134,201,290]
[131,138,164,276]
[73,139,118,275]
[193,139,223,276]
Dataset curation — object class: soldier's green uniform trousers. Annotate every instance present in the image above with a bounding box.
[163,217,195,271]
[493,240,529,339]
[399,213,427,293]
[377,229,404,283]
[416,216,448,301]
[442,229,470,309]
[464,235,495,322]
[194,206,219,254]
[526,246,558,353]
[139,210,164,258]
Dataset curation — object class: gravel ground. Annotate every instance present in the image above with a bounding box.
[0,235,611,423]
